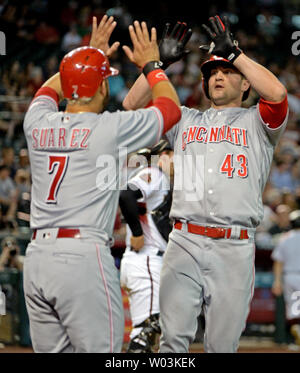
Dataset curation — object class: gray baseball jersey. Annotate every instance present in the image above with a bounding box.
[25,94,163,239]
[160,103,288,352]
[271,230,300,320]
[166,105,287,227]
[23,91,164,352]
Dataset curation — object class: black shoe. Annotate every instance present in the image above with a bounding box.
[126,338,152,353]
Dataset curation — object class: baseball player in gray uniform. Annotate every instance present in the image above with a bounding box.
[123,16,289,352]
[22,16,181,352]
[271,210,300,346]
[119,140,173,352]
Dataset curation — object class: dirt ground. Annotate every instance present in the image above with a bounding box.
[0,339,299,353]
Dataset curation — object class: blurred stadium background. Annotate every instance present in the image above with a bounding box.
[0,0,300,353]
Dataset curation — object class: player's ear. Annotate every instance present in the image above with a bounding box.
[241,78,250,93]
[99,79,109,98]
[97,79,110,111]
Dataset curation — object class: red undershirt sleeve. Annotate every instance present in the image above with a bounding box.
[145,100,153,108]
[258,94,288,129]
[33,87,59,108]
[152,97,181,134]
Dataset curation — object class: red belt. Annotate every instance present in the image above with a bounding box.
[32,228,81,240]
[174,220,249,240]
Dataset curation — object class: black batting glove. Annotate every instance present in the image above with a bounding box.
[200,15,242,62]
[159,22,193,68]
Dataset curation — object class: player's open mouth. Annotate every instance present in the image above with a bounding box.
[215,85,224,89]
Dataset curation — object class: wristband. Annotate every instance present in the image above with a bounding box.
[142,61,169,89]
[142,60,163,75]
[227,46,242,63]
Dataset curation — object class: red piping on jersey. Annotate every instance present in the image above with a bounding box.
[33,86,59,107]
[96,244,114,352]
[258,94,288,129]
[146,256,154,317]
[242,243,256,332]
[153,97,181,134]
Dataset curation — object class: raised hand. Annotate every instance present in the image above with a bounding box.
[89,15,120,57]
[122,21,160,68]
[159,22,192,68]
[200,15,242,62]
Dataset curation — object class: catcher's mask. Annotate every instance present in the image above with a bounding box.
[59,46,119,100]
[136,139,172,161]
[150,139,172,155]
[200,55,250,101]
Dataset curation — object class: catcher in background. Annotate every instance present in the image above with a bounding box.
[272,210,300,346]
[119,140,173,352]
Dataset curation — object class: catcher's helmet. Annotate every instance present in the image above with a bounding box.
[150,139,172,155]
[200,55,250,101]
[136,147,152,160]
[136,140,172,161]
[289,210,300,229]
[59,46,119,100]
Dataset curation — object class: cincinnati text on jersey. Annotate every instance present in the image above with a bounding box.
[182,125,248,151]
[31,127,91,150]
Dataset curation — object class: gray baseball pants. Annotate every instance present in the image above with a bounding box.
[159,227,255,353]
[23,228,124,353]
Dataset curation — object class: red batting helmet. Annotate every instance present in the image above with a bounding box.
[59,46,119,100]
[200,55,250,101]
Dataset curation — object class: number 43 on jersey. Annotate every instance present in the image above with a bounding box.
[220,153,248,178]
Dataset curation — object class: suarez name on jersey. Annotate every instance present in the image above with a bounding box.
[31,127,91,150]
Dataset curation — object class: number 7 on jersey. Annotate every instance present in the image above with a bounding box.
[46,155,69,204]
